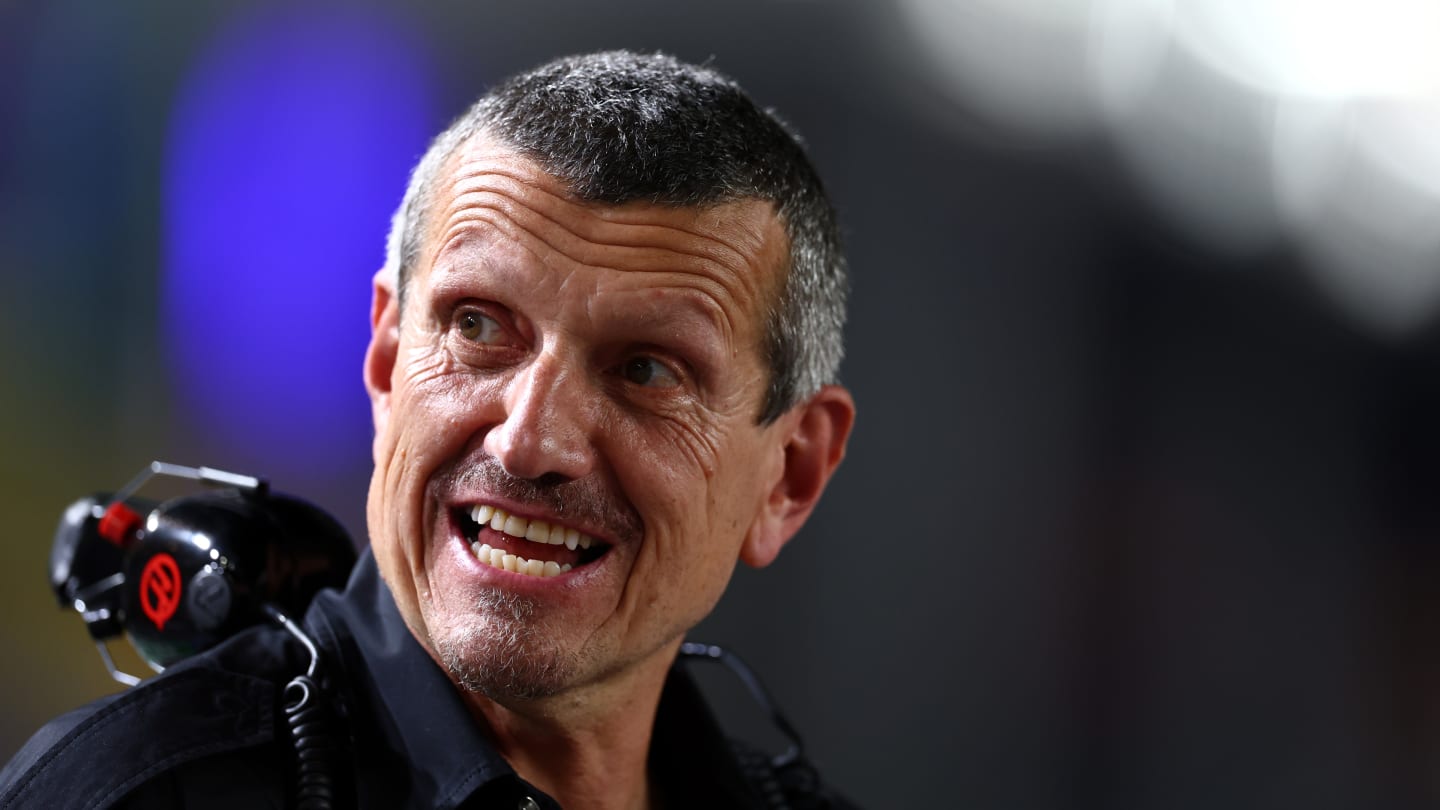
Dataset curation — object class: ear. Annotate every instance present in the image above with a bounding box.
[740,385,856,568]
[364,268,400,441]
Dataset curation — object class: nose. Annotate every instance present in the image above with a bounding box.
[483,351,596,483]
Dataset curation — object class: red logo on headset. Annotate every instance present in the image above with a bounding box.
[139,553,182,630]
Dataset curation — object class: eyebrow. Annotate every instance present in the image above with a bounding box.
[602,297,744,390]
[437,265,741,379]
[611,285,731,340]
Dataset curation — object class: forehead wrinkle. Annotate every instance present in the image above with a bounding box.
[440,167,759,271]
[432,202,745,309]
[419,139,786,361]
[429,192,771,325]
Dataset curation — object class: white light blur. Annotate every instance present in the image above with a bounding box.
[1274,99,1440,333]
[1173,0,1440,100]
[893,0,1440,334]
[1087,0,1174,121]
[1105,38,1281,257]
[894,0,1098,136]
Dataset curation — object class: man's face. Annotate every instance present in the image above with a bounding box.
[364,138,799,700]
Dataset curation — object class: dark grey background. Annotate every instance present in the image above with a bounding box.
[4,1,1440,808]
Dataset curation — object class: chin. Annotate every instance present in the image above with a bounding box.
[428,591,583,701]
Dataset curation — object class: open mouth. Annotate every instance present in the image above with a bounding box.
[457,504,610,579]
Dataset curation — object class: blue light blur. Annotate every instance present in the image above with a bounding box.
[162,4,436,471]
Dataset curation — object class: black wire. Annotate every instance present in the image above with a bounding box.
[678,642,805,769]
[283,673,341,809]
[264,603,348,810]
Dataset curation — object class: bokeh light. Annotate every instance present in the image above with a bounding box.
[162,3,437,473]
[893,0,1440,333]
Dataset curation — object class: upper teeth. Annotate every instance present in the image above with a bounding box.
[470,504,593,550]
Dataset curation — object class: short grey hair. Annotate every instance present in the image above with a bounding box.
[381,50,846,423]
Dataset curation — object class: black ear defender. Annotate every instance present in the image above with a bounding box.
[50,461,357,684]
[49,461,358,807]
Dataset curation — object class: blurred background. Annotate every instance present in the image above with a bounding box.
[5,0,1440,807]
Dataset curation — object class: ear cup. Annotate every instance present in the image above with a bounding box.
[120,489,355,669]
[50,495,132,638]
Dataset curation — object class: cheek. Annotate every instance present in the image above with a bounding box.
[616,414,765,567]
[389,345,507,464]
[368,347,506,581]
[618,445,770,638]
[619,413,723,509]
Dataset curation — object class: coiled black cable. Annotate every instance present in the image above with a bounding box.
[283,673,341,809]
[264,603,350,810]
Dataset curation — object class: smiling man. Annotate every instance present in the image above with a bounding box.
[1,51,855,809]
[362,50,857,808]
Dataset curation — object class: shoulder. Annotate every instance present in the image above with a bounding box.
[0,627,292,810]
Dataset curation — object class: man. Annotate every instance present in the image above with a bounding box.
[1,50,856,809]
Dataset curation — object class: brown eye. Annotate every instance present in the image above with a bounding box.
[621,356,680,388]
[457,310,503,344]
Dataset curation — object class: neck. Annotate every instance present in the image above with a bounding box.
[461,643,680,810]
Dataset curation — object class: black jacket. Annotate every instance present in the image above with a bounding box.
[0,551,855,809]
